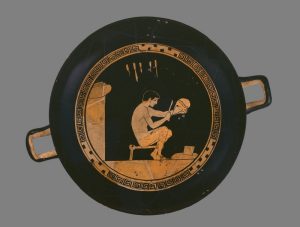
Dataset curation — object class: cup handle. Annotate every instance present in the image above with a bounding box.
[26,125,58,162]
[240,75,272,114]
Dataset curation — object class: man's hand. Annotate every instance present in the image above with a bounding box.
[165,111,171,121]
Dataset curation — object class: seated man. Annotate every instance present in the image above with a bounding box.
[131,90,172,160]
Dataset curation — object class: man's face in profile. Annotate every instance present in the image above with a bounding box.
[149,97,159,107]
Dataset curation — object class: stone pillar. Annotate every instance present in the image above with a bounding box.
[86,82,112,160]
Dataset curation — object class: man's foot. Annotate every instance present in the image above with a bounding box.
[159,154,168,160]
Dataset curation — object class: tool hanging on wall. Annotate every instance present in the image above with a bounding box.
[125,60,158,82]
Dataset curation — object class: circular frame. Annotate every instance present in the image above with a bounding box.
[75,43,222,191]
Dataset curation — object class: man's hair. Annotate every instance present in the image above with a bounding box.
[142,90,160,101]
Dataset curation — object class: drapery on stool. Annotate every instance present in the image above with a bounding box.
[129,145,156,160]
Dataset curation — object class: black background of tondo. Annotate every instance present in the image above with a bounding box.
[95,53,211,160]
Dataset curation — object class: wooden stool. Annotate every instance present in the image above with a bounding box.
[129,145,156,160]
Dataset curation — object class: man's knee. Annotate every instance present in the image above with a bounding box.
[167,129,172,139]
[159,126,172,139]
[160,126,168,131]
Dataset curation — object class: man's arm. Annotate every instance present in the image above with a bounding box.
[148,107,168,118]
[144,108,171,129]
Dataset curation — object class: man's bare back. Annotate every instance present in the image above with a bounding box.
[131,103,153,142]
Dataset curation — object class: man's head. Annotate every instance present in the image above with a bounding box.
[142,90,160,107]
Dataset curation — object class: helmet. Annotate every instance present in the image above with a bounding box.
[173,98,191,115]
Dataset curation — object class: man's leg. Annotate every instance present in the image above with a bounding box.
[139,126,172,160]
[154,126,172,158]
